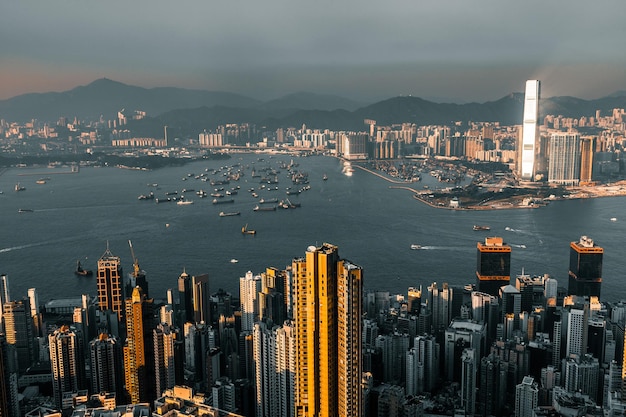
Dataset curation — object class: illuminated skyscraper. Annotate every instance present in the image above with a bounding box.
[123,286,155,404]
[191,273,210,325]
[2,299,35,373]
[97,246,124,321]
[520,80,540,180]
[293,243,363,417]
[240,272,262,333]
[568,236,603,297]
[0,274,9,331]
[476,237,511,297]
[153,323,176,398]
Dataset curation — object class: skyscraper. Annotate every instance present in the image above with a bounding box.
[293,243,363,417]
[2,299,35,373]
[548,132,581,185]
[240,271,262,333]
[191,273,210,325]
[49,326,86,409]
[515,376,538,417]
[0,335,19,417]
[579,136,595,184]
[476,237,511,297]
[568,236,603,297]
[153,323,177,398]
[97,246,124,321]
[0,274,9,331]
[89,333,123,399]
[123,286,155,404]
[520,80,540,181]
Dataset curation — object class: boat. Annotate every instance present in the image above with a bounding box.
[259,198,278,204]
[410,244,422,250]
[610,217,617,222]
[219,211,241,217]
[213,198,235,204]
[230,259,239,263]
[242,223,256,235]
[138,192,155,200]
[15,183,25,192]
[18,209,34,213]
[177,200,194,205]
[75,260,93,277]
[36,179,47,184]
[254,205,276,211]
[323,173,328,181]
[473,225,491,231]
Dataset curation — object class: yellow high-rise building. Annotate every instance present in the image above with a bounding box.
[293,243,363,417]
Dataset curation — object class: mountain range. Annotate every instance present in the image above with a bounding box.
[1,78,625,135]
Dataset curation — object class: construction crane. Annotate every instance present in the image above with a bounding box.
[128,240,141,278]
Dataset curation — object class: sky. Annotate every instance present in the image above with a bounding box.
[1,0,625,103]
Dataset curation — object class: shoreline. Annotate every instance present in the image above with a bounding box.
[353,162,626,210]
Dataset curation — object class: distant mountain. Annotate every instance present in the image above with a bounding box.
[2,79,625,134]
[603,90,626,98]
[0,78,261,122]
[259,92,363,112]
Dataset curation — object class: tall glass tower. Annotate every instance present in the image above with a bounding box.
[476,237,511,297]
[521,80,540,181]
[97,246,124,321]
[568,236,603,297]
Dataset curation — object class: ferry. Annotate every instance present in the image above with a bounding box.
[410,244,423,250]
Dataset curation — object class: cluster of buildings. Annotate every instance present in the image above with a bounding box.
[1,234,625,417]
[2,80,626,185]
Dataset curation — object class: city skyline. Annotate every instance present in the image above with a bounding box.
[1,1,625,103]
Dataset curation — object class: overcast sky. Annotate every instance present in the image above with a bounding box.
[1,0,625,103]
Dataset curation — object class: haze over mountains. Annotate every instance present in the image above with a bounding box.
[1,78,625,135]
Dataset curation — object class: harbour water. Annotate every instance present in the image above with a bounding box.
[1,154,625,303]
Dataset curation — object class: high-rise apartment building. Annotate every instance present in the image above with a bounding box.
[476,237,511,297]
[153,323,177,398]
[520,80,540,180]
[191,274,210,325]
[89,333,123,399]
[568,236,603,297]
[0,274,9,331]
[293,243,363,417]
[177,269,193,326]
[97,246,124,321]
[515,376,538,417]
[548,132,581,185]
[240,272,262,333]
[49,326,86,409]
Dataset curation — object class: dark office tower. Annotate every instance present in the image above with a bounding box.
[177,269,193,326]
[89,333,123,399]
[568,236,603,297]
[407,287,422,314]
[49,326,86,410]
[192,274,210,325]
[97,246,124,321]
[123,286,155,405]
[479,353,507,417]
[476,237,511,297]
[0,336,19,417]
[2,298,35,373]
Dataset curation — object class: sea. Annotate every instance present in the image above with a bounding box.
[1,153,625,305]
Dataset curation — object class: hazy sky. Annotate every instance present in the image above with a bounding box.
[2,0,625,102]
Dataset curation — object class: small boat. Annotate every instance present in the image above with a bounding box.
[473,225,491,231]
[230,259,239,263]
[219,211,241,217]
[138,192,155,200]
[410,244,422,250]
[15,183,25,192]
[18,209,34,213]
[75,260,93,277]
[259,198,278,204]
[323,174,328,181]
[242,224,256,235]
[177,200,194,205]
[254,205,276,211]
[610,217,617,222]
[36,179,47,184]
